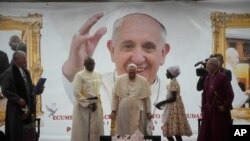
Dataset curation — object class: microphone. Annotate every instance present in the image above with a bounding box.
[87,97,98,100]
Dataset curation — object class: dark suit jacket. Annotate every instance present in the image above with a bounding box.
[0,50,10,77]
[1,65,34,141]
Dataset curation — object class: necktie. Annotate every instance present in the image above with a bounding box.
[20,68,30,95]
[20,68,27,79]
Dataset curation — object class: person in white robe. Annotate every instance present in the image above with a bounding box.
[225,48,250,108]
[110,64,152,136]
[71,57,104,141]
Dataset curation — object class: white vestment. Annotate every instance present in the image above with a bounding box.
[226,63,248,108]
[71,69,104,141]
[63,71,167,136]
[111,74,151,135]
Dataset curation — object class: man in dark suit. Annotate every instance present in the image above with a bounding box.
[0,50,9,99]
[0,50,9,76]
[9,35,27,53]
[1,51,43,141]
[8,35,27,67]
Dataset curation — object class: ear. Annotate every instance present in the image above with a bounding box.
[160,43,170,65]
[107,40,115,62]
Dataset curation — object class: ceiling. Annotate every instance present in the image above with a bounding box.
[0,0,204,2]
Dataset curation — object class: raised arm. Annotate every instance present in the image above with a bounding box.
[62,13,107,82]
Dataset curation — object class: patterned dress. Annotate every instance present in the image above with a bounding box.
[161,78,192,137]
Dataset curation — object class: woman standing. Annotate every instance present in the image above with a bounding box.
[155,65,192,141]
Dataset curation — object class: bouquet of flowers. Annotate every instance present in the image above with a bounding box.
[111,130,152,141]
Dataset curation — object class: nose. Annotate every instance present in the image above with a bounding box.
[131,48,146,64]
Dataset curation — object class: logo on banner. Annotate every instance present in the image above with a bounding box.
[46,103,58,117]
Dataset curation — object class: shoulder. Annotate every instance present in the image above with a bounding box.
[136,75,149,85]
[4,67,12,75]
[170,78,179,85]
[137,75,147,81]
[1,67,13,79]
[0,50,8,56]
[115,74,127,83]
[117,74,127,79]
[217,72,229,81]
[218,71,227,77]
[225,68,231,73]
[221,68,231,74]
[75,69,85,77]
[94,71,102,77]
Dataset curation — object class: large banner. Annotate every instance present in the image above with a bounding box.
[0,1,250,141]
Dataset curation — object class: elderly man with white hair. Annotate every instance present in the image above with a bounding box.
[109,63,152,136]
[197,57,234,141]
[226,47,250,108]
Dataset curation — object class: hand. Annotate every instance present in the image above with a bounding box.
[19,98,27,107]
[37,86,45,94]
[62,13,107,82]
[155,103,162,110]
[88,103,97,112]
[155,101,165,110]
[217,106,225,112]
[109,111,116,120]
[147,113,153,119]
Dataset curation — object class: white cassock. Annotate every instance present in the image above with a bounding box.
[71,69,104,141]
[111,74,151,135]
[63,71,167,136]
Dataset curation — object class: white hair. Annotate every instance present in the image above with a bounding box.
[207,57,220,70]
[167,65,181,77]
[127,63,137,71]
[13,50,26,60]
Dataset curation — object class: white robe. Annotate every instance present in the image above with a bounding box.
[63,71,167,136]
[111,74,151,136]
[226,63,248,108]
[71,69,104,141]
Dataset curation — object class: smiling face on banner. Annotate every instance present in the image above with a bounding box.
[107,13,170,84]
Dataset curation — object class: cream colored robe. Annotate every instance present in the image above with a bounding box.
[111,74,151,136]
[71,69,104,141]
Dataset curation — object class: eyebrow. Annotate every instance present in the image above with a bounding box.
[142,42,156,48]
[120,40,134,45]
